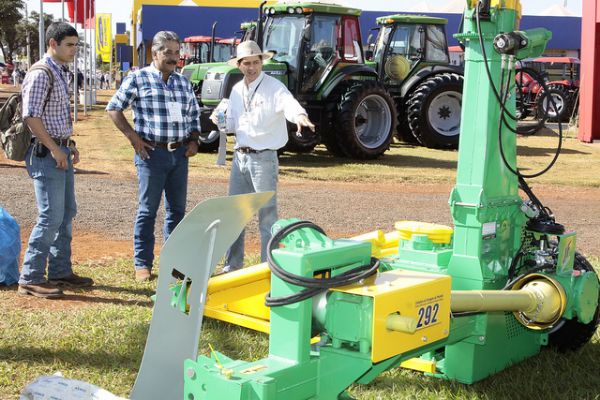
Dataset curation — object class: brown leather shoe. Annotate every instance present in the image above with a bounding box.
[48,273,94,288]
[135,268,152,282]
[18,283,64,299]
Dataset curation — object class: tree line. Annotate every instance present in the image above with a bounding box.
[0,0,56,64]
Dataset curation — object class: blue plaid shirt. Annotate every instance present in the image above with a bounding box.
[21,55,72,139]
[106,64,201,143]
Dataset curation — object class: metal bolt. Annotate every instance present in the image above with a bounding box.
[479,336,485,342]
[187,368,196,379]
[443,329,449,335]
[422,336,428,342]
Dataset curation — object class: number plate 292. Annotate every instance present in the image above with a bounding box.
[416,303,439,329]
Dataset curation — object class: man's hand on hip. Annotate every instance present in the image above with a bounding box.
[71,146,80,165]
[130,134,154,160]
[185,140,199,158]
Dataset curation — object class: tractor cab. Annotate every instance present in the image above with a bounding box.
[260,4,363,95]
[201,3,364,100]
[180,36,221,68]
[369,15,451,93]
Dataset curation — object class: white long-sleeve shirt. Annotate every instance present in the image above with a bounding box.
[226,72,307,150]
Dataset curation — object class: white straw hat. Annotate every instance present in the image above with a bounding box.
[227,40,273,66]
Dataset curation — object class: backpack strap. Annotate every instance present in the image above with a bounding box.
[28,64,56,113]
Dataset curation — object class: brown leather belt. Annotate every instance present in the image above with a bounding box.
[236,147,274,154]
[32,137,74,147]
[144,139,186,152]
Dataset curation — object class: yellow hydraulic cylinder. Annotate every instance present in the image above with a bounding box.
[451,276,567,328]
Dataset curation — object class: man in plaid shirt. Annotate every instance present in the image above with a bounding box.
[18,22,94,299]
[107,31,202,282]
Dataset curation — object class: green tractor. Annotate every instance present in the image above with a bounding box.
[200,2,397,159]
[368,15,464,149]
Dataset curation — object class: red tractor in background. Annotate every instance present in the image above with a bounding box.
[178,36,238,68]
[515,56,580,123]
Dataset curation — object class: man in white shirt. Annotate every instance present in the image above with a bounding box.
[218,40,315,273]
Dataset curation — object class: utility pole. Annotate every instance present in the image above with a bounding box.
[25,4,31,68]
[38,0,44,61]
[73,0,78,122]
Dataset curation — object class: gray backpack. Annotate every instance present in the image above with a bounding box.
[0,64,54,161]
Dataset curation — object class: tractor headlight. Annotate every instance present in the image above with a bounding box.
[295,7,303,14]
[287,6,295,13]
[269,8,275,14]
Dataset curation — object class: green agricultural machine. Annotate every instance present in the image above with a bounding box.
[200,2,397,159]
[367,14,464,149]
[129,1,599,399]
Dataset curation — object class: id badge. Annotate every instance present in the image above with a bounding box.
[167,102,184,123]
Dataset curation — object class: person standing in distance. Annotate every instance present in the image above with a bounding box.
[106,31,202,282]
[19,22,94,299]
[216,40,315,273]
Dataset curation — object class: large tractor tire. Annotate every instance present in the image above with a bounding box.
[395,103,420,145]
[321,131,347,157]
[549,252,600,352]
[333,81,396,159]
[406,72,463,149]
[281,129,318,154]
[537,85,572,122]
[198,133,220,153]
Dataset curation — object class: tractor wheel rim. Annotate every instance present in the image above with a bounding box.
[428,91,462,137]
[354,94,392,149]
[543,94,565,118]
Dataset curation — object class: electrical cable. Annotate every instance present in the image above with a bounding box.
[264,220,380,307]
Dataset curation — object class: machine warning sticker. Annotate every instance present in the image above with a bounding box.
[482,222,496,240]
[414,294,444,329]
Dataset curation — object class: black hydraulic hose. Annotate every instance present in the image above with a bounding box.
[475,0,563,179]
[518,176,554,218]
[496,63,563,178]
[264,220,380,307]
[475,2,545,135]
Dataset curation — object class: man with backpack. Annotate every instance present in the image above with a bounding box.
[18,22,93,299]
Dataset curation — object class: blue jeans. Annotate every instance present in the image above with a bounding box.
[134,146,189,270]
[20,144,76,285]
[225,150,278,271]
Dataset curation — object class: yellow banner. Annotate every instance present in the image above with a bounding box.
[96,13,112,63]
